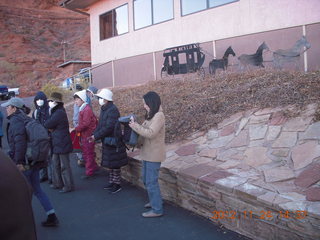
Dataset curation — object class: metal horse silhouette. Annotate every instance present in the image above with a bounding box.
[238,42,269,69]
[209,46,236,75]
[273,36,311,69]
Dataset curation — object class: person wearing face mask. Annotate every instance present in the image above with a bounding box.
[44,92,74,193]
[89,89,128,193]
[33,91,51,183]
[74,90,98,179]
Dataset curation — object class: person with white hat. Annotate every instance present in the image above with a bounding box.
[73,90,98,179]
[89,89,128,193]
[73,86,98,167]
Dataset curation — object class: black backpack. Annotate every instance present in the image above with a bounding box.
[104,115,139,151]
[24,117,50,166]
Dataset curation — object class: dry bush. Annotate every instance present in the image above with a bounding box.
[41,83,73,102]
[114,70,320,143]
[67,70,320,144]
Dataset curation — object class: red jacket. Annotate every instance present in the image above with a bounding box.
[75,104,98,139]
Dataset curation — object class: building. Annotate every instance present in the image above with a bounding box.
[61,0,320,89]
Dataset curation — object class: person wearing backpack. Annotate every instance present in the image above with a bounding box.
[129,91,165,218]
[74,90,99,179]
[89,88,128,193]
[44,92,74,193]
[1,97,59,227]
[32,91,51,183]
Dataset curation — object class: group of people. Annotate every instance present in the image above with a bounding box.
[0,86,166,234]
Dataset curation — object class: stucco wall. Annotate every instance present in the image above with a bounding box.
[113,53,154,86]
[306,23,320,71]
[91,62,113,88]
[88,0,320,65]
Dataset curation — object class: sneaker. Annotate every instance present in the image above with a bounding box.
[81,174,95,180]
[42,213,59,227]
[40,177,48,183]
[142,210,163,218]
[109,184,122,194]
[103,183,114,190]
[59,188,73,193]
[144,202,151,208]
[50,184,62,189]
[77,160,85,167]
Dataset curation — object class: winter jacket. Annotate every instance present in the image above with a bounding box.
[7,109,27,165]
[44,103,72,154]
[7,109,48,169]
[75,104,97,139]
[93,102,127,168]
[0,150,37,240]
[32,91,50,125]
[130,108,165,163]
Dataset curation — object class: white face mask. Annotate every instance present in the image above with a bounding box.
[99,98,105,106]
[48,101,57,109]
[36,99,44,107]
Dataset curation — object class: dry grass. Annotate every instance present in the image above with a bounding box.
[68,70,320,143]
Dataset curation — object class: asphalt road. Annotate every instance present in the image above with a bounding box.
[32,156,250,240]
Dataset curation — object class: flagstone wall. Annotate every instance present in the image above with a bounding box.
[122,103,320,240]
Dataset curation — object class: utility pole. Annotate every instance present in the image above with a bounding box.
[61,40,69,62]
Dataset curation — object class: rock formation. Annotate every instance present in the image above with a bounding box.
[0,0,90,96]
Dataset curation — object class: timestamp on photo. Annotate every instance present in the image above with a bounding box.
[210,210,308,221]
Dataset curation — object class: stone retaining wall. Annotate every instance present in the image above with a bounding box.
[122,104,320,240]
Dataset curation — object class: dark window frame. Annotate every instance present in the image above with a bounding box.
[133,0,174,31]
[180,0,239,17]
[99,3,129,41]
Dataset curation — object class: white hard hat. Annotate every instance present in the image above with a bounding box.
[95,88,113,101]
[74,89,87,103]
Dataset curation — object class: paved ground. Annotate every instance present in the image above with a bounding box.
[32,155,250,240]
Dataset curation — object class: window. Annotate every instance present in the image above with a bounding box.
[134,0,174,30]
[181,0,237,16]
[100,4,128,40]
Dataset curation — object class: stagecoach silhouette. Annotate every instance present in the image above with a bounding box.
[161,43,205,78]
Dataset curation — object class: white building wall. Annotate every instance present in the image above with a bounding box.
[88,0,320,65]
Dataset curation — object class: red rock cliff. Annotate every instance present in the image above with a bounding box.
[0,0,90,96]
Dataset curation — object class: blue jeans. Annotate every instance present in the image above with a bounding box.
[23,169,54,214]
[142,161,163,214]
